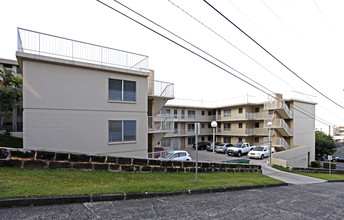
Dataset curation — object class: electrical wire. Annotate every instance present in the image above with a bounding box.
[203,0,344,111]
[95,0,334,127]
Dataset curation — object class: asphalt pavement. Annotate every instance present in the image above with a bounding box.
[1,182,343,219]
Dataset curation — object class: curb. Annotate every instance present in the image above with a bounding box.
[0,183,288,208]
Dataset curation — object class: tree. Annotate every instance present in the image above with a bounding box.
[0,67,15,88]
[315,131,336,157]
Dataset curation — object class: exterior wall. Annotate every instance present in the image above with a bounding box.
[21,57,148,158]
[271,145,313,168]
[292,101,316,162]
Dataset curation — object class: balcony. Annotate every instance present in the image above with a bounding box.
[148,116,174,133]
[17,28,149,72]
[165,128,212,137]
[264,119,293,137]
[264,137,290,150]
[217,112,255,121]
[173,114,215,122]
[219,128,254,136]
[264,100,293,119]
[148,79,174,99]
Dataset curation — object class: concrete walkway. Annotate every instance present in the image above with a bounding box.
[261,163,327,185]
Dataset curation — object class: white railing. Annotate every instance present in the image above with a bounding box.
[264,119,293,136]
[219,128,254,135]
[148,116,174,132]
[148,79,174,98]
[264,100,293,118]
[165,128,212,137]
[264,137,290,150]
[17,28,149,71]
[172,114,214,122]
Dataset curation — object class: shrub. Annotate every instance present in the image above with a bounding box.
[310,161,320,168]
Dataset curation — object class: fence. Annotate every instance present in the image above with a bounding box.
[17,28,149,71]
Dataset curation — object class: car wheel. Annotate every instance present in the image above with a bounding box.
[261,154,264,159]
[237,151,242,157]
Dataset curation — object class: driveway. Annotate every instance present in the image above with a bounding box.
[1,182,343,219]
[186,147,326,185]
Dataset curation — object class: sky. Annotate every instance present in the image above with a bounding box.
[1,0,344,133]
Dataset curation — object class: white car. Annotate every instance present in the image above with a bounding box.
[164,150,192,161]
[248,146,272,159]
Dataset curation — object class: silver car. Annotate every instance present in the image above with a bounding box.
[215,143,233,153]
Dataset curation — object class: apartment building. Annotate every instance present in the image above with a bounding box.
[0,58,23,132]
[160,94,316,167]
[16,28,173,158]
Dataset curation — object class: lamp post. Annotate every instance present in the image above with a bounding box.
[267,121,272,165]
[211,121,218,162]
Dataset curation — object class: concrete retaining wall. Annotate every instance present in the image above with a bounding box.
[0,147,262,173]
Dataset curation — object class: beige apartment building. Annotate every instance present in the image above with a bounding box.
[16,28,174,158]
[160,94,316,167]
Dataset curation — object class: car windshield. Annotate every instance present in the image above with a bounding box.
[218,143,225,146]
[253,147,264,151]
[233,143,242,148]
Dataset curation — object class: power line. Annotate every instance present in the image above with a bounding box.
[203,0,344,111]
[95,0,333,127]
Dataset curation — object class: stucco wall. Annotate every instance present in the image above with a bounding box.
[21,56,148,158]
[272,145,312,168]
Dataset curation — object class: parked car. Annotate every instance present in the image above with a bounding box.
[226,142,252,157]
[333,156,344,163]
[248,146,271,159]
[153,147,166,158]
[193,142,210,150]
[215,143,233,153]
[206,142,220,151]
[164,150,192,161]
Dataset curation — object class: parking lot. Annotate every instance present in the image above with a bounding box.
[185,146,267,166]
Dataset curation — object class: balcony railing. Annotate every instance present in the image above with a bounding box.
[264,100,293,118]
[264,119,293,136]
[148,79,174,98]
[172,114,215,122]
[264,137,290,150]
[17,28,149,72]
[148,116,174,133]
[165,128,212,137]
[219,128,254,135]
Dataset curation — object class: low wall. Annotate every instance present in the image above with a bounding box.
[291,167,344,174]
[0,147,261,173]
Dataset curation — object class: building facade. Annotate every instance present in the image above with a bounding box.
[16,28,173,158]
[160,94,316,167]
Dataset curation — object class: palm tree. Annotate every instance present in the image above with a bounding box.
[0,67,15,88]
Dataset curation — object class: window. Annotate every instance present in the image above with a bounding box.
[174,109,178,119]
[201,136,205,141]
[224,123,231,131]
[224,137,231,143]
[181,110,185,119]
[188,137,195,145]
[208,111,211,116]
[188,124,195,131]
[161,138,171,147]
[188,110,195,118]
[109,79,136,102]
[224,109,231,117]
[238,108,243,114]
[269,110,274,115]
[238,123,243,128]
[161,109,171,117]
[255,137,259,143]
[16,66,22,75]
[201,111,205,116]
[208,136,212,141]
[208,123,211,128]
[201,124,205,129]
[218,110,221,115]
[255,107,259,113]
[3,64,12,68]
[109,120,136,142]
[255,122,260,128]
[238,137,243,142]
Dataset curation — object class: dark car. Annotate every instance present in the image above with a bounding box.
[193,142,210,150]
[334,156,344,163]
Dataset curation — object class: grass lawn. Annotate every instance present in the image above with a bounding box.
[272,165,344,181]
[0,134,23,148]
[0,167,283,199]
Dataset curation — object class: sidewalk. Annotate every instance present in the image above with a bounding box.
[260,162,327,185]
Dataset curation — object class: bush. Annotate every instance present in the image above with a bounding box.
[310,161,321,168]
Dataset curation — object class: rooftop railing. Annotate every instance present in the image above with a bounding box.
[17,28,149,72]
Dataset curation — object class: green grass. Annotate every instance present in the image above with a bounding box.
[0,134,23,148]
[0,167,283,199]
[273,165,344,181]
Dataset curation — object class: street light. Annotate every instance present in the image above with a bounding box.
[211,121,218,162]
[267,121,272,165]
